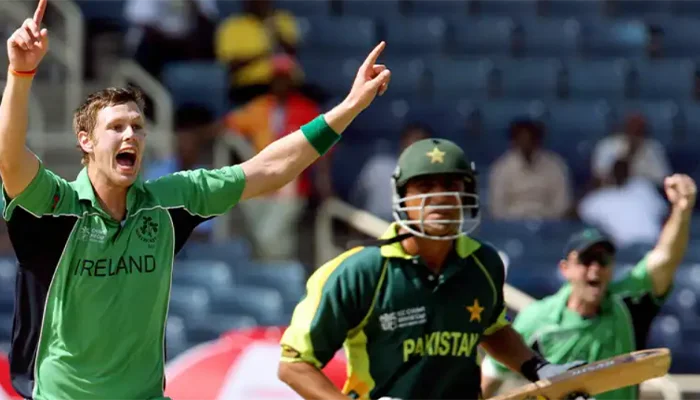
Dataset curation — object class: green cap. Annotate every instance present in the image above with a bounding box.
[393,138,475,187]
[564,228,616,257]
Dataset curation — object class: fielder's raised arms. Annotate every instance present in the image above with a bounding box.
[488,348,671,400]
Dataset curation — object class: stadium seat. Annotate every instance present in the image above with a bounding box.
[381,17,447,56]
[669,342,700,373]
[173,260,235,294]
[675,264,700,292]
[518,18,581,58]
[165,315,189,359]
[235,261,307,311]
[330,142,378,201]
[544,100,612,149]
[672,0,700,15]
[344,97,410,141]
[0,283,13,314]
[663,287,700,323]
[404,101,476,146]
[299,55,361,97]
[76,0,127,29]
[496,58,563,99]
[216,0,243,18]
[375,56,428,97]
[341,0,403,17]
[472,0,538,17]
[581,19,648,59]
[474,100,547,137]
[647,314,683,349]
[186,313,258,343]
[677,103,700,146]
[654,17,700,57]
[451,17,515,56]
[612,101,680,146]
[607,0,670,17]
[0,313,12,342]
[410,0,468,16]
[540,0,604,19]
[0,257,16,289]
[210,285,285,326]
[298,16,377,55]
[633,59,695,101]
[273,0,331,16]
[428,59,494,100]
[506,263,565,299]
[161,62,229,119]
[179,238,253,264]
[169,284,212,319]
[563,59,630,101]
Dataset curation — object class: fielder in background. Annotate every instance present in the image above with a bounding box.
[278,138,585,400]
[481,174,696,400]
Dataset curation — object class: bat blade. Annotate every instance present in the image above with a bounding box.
[487,348,672,400]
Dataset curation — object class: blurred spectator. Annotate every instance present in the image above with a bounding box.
[215,0,300,104]
[125,0,218,79]
[591,113,671,186]
[145,105,216,242]
[647,24,664,59]
[350,123,432,221]
[578,158,667,247]
[488,119,573,220]
[222,54,318,259]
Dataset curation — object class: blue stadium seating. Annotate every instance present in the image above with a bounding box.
[298,55,360,96]
[564,59,630,101]
[678,104,700,146]
[375,57,428,98]
[216,0,243,18]
[161,62,229,119]
[210,285,285,326]
[581,19,648,59]
[381,17,448,56]
[672,0,700,15]
[543,100,612,148]
[234,261,307,312]
[497,58,563,99]
[518,18,581,58]
[410,0,468,16]
[451,17,515,56]
[179,238,253,264]
[634,59,695,101]
[169,284,212,319]
[474,0,538,18]
[0,313,12,342]
[173,260,235,294]
[298,16,377,55]
[274,0,332,16]
[330,142,378,201]
[608,0,671,18]
[647,314,683,349]
[165,315,190,359]
[341,0,403,17]
[186,313,258,343]
[76,0,127,29]
[654,17,700,57]
[541,0,604,19]
[428,59,494,99]
[474,100,547,137]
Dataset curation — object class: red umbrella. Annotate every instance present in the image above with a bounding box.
[0,352,19,400]
[165,326,347,400]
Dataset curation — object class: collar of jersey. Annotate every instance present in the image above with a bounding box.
[75,167,145,217]
[378,223,481,259]
[551,284,615,323]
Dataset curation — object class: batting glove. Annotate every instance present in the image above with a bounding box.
[521,355,587,382]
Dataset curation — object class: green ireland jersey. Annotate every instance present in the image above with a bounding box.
[482,258,670,400]
[280,223,511,400]
[3,163,246,400]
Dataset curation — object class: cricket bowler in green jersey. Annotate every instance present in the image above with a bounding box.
[481,174,696,400]
[279,138,586,400]
[1,4,393,397]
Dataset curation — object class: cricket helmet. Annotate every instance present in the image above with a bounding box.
[391,138,480,240]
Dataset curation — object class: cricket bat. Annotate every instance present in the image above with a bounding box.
[487,348,671,400]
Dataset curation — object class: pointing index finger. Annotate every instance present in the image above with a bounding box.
[361,41,386,70]
[33,0,47,26]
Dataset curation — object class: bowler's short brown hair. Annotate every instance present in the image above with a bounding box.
[73,86,145,165]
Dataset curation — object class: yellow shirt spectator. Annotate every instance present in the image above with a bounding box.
[215,11,300,87]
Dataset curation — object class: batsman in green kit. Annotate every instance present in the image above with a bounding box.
[481,174,696,400]
[1,3,394,397]
[279,139,586,400]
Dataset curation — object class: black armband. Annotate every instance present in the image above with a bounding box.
[520,354,549,383]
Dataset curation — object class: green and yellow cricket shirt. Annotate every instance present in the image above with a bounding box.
[481,258,670,400]
[3,162,246,400]
[280,223,511,400]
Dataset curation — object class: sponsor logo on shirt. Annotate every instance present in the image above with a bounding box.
[378,306,427,332]
[77,226,107,243]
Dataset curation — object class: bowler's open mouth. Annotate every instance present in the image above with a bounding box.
[587,279,602,288]
[116,149,137,168]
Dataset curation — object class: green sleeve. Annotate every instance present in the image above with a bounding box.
[2,163,75,220]
[481,304,542,378]
[476,243,510,335]
[609,256,671,305]
[280,247,382,369]
[145,165,246,217]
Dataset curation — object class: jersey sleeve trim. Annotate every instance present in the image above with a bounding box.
[280,246,365,368]
[2,163,67,220]
[483,308,510,336]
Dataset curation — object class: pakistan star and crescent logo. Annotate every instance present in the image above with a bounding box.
[466,299,484,322]
[426,147,445,164]
[138,216,158,239]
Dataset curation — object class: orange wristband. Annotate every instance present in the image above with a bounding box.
[9,68,37,78]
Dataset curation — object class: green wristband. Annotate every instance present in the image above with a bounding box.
[301,114,341,156]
